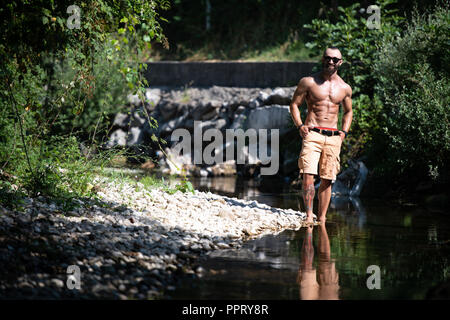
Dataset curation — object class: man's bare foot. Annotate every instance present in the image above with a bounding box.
[317,216,326,225]
[303,215,314,227]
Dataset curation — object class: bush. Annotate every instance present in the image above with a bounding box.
[372,5,450,182]
[303,0,404,97]
[0,1,170,204]
[47,40,131,144]
[302,0,405,165]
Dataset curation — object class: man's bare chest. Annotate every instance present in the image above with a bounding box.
[307,82,347,105]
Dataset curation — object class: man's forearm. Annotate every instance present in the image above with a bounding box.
[290,104,303,127]
[341,110,353,132]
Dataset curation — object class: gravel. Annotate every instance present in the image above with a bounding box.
[0,176,309,299]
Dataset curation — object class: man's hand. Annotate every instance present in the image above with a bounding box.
[299,125,312,139]
[339,131,346,142]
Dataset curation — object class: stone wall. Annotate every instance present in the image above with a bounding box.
[106,61,321,178]
[106,86,300,177]
[144,61,316,87]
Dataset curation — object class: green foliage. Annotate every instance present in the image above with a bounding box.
[0,181,25,210]
[136,174,194,195]
[0,0,170,204]
[302,0,449,185]
[0,134,116,211]
[303,0,405,163]
[168,177,195,195]
[372,5,450,181]
[150,0,440,61]
[139,175,167,190]
[48,40,133,144]
[240,34,319,62]
[341,94,384,162]
[153,0,337,61]
[304,0,405,96]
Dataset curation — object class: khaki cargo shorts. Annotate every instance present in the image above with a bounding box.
[298,130,342,181]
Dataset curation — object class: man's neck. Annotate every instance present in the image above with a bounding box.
[321,70,339,81]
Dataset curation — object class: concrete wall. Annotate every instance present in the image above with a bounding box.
[144,61,317,87]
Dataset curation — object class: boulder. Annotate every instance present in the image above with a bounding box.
[158,101,180,122]
[106,129,127,148]
[182,118,195,131]
[162,146,192,175]
[242,145,262,165]
[267,87,291,105]
[331,160,368,197]
[229,113,248,130]
[235,106,246,114]
[126,127,142,146]
[145,88,161,107]
[257,91,270,104]
[158,110,190,136]
[201,107,219,121]
[246,104,291,133]
[130,111,146,127]
[248,98,261,109]
[199,118,227,131]
[218,107,231,122]
[192,100,222,120]
[207,160,236,176]
[113,113,129,129]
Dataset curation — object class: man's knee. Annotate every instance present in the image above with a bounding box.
[303,174,315,185]
[319,178,332,188]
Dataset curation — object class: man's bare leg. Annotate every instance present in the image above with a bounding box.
[302,173,315,225]
[317,179,332,223]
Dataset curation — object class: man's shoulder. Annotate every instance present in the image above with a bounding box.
[336,75,350,87]
[297,75,316,87]
[338,76,352,94]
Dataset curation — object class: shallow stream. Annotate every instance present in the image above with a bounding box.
[167,176,450,300]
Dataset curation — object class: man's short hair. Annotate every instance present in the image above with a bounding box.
[323,46,340,56]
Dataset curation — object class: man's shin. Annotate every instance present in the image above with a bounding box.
[303,183,315,214]
[318,180,332,217]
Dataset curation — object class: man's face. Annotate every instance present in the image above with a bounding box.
[322,49,343,74]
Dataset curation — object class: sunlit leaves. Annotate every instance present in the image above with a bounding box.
[372,6,450,179]
[0,0,172,199]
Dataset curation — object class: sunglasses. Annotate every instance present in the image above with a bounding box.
[323,56,342,63]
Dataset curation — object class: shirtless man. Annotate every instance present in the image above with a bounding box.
[290,47,353,225]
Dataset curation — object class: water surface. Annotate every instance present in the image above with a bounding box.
[167,176,450,300]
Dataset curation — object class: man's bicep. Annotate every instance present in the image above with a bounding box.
[292,78,309,105]
[343,87,353,112]
[343,96,352,111]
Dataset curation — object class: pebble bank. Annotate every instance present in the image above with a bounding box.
[0,176,309,299]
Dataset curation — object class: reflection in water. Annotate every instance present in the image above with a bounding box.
[330,196,367,229]
[297,223,339,300]
[428,224,438,244]
[191,176,262,199]
[169,176,450,300]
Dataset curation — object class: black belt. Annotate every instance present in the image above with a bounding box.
[311,127,340,136]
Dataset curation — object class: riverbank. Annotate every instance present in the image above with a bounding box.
[0,176,309,299]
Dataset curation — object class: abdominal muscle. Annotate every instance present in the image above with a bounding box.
[305,102,340,129]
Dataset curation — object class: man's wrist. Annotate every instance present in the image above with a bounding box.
[341,130,348,137]
[297,123,304,129]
